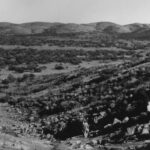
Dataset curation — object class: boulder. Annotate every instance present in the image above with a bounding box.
[142,124,149,135]
[72,140,81,149]
[122,117,129,124]
[147,102,150,112]
[126,126,136,136]
[91,139,98,146]
[84,144,94,150]
[113,118,121,125]
[140,124,150,139]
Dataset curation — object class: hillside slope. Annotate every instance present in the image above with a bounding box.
[0,21,150,38]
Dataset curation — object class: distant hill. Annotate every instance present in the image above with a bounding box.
[124,23,150,32]
[120,23,150,40]
[1,21,150,40]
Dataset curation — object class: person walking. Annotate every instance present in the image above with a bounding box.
[83,119,89,138]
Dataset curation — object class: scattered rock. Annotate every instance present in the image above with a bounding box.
[84,144,94,150]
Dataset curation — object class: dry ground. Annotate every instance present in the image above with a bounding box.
[0,103,53,150]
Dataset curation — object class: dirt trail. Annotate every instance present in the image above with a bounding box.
[0,103,53,150]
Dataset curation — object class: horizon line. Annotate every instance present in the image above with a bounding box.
[0,20,150,26]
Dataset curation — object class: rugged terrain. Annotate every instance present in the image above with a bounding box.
[0,21,150,149]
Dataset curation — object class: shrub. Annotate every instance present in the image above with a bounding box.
[54,63,64,70]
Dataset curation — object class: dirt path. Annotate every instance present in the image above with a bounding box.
[0,103,53,150]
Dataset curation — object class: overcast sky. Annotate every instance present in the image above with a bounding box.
[0,0,150,24]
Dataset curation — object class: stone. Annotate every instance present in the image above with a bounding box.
[104,124,112,129]
[128,145,136,150]
[91,139,98,146]
[113,118,121,125]
[122,117,129,124]
[84,144,94,150]
[127,126,136,136]
[72,140,81,149]
[76,140,81,145]
[137,125,143,134]
[141,124,149,135]
[100,111,107,118]
[135,144,145,150]
[147,102,150,112]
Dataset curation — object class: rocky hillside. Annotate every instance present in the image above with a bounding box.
[0,45,150,149]
[1,21,150,150]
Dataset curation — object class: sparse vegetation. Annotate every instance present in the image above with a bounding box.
[0,21,150,150]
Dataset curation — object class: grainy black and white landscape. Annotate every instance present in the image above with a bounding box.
[0,21,150,150]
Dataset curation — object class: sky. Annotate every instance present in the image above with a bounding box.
[0,0,150,24]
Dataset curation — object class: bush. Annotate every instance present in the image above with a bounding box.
[54,63,64,70]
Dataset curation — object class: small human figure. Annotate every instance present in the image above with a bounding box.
[147,101,150,112]
[83,119,89,138]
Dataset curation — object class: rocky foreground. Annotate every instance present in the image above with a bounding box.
[0,44,150,150]
[0,103,53,150]
[0,56,150,149]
